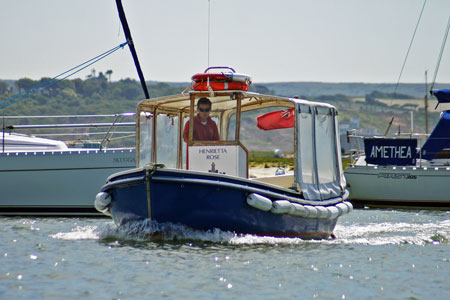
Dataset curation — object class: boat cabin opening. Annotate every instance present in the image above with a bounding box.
[136,90,345,201]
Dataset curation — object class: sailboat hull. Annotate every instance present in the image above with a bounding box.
[0,149,135,215]
[345,165,450,209]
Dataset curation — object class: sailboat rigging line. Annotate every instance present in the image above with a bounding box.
[430,15,450,93]
[394,0,427,95]
[115,0,150,99]
[0,42,128,110]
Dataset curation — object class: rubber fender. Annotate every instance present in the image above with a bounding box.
[289,203,309,217]
[335,202,349,215]
[95,192,111,212]
[304,205,319,218]
[343,201,354,213]
[315,206,330,218]
[271,200,293,214]
[326,206,340,219]
[247,193,272,211]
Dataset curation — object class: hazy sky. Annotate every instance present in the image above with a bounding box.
[1,0,450,84]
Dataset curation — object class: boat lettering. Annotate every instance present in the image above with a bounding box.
[370,145,412,159]
[198,148,228,154]
[198,148,227,160]
[113,157,136,163]
[377,173,417,179]
[364,138,417,166]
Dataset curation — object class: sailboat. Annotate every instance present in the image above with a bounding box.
[345,98,450,210]
[0,113,136,215]
[344,8,450,209]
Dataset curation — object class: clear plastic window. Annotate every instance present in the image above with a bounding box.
[139,112,153,167]
[298,112,315,184]
[228,114,236,141]
[156,114,178,168]
[315,113,337,184]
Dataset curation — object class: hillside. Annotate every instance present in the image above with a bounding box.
[260,82,450,99]
[1,76,447,151]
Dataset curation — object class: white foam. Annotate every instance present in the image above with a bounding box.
[50,225,101,240]
[49,218,450,246]
[331,219,450,246]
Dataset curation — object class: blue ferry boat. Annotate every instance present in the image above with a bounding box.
[95,77,352,239]
[94,1,351,239]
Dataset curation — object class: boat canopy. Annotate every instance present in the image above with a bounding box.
[421,110,450,160]
[135,91,345,201]
[434,89,450,105]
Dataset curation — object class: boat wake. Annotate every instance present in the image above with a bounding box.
[332,219,450,246]
[50,218,450,246]
[50,225,100,240]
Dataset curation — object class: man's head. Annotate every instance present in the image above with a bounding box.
[197,97,212,121]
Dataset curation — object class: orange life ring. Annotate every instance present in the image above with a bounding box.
[190,67,252,91]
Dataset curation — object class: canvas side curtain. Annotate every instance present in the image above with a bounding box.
[295,103,346,200]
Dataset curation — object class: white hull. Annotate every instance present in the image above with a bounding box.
[0,149,135,215]
[345,165,450,209]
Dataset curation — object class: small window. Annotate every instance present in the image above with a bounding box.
[156,114,178,168]
[138,112,153,167]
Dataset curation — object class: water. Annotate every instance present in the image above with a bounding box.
[1,210,449,300]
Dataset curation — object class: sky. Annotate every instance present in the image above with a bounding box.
[1,0,450,84]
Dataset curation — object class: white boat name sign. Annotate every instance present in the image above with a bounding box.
[364,138,417,166]
[370,145,413,159]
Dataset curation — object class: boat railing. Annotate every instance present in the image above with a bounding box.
[345,130,369,165]
[1,113,136,151]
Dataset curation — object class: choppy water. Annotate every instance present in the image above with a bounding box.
[1,209,449,299]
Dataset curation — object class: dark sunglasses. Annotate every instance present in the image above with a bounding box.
[199,107,211,112]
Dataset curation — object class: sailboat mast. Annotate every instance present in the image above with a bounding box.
[115,0,150,99]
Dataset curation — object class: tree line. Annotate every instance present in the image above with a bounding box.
[0,71,276,116]
[0,71,185,116]
[0,70,419,117]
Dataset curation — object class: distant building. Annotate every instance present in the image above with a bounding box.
[349,117,359,130]
[339,116,360,135]
[339,116,378,154]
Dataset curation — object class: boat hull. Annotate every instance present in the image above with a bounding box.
[345,165,450,209]
[102,168,345,239]
[0,149,135,215]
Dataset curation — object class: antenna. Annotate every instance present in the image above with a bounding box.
[208,0,211,68]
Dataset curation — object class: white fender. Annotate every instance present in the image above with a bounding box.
[315,206,330,218]
[344,201,354,213]
[95,192,111,211]
[95,192,112,216]
[326,206,340,219]
[335,202,349,215]
[289,203,309,217]
[247,193,272,211]
[271,200,293,214]
[304,205,319,218]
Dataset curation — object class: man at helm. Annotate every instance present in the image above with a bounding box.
[183,97,220,142]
